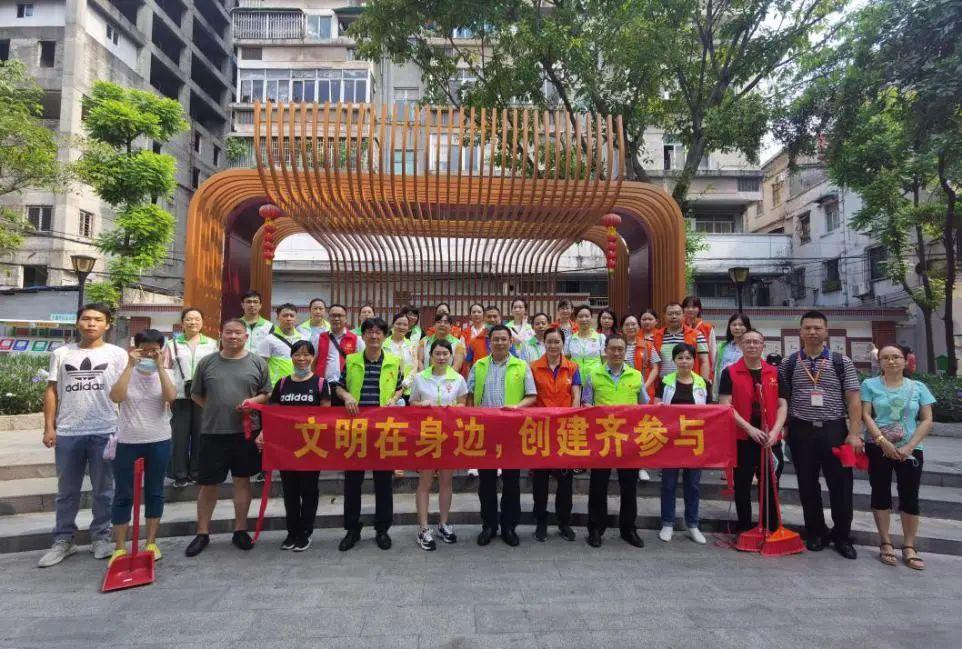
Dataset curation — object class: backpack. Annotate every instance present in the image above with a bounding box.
[782,351,846,402]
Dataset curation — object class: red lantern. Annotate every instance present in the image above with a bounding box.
[259,203,283,266]
[600,213,622,274]
[601,213,622,228]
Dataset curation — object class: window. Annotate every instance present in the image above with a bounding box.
[291,70,315,102]
[694,215,734,234]
[26,205,52,232]
[193,131,203,154]
[824,200,840,232]
[17,4,34,18]
[152,141,162,154]
[822,258,841,292]
[692,279,736,299]
[39,41,55,67]
[452,27,475,38]
[868,246,887,281]
[213,145,221,166]
[393,149,415,174]
[106,24,119,45]
[0,40,10,61]
[191,167,200,188]
[737,177,760,192]
[306,15,334,41]
[797,212,811,243]
[771,180,783,206]
[791,267,806,300]
[79,210,94,238]
[22,265,47,288]
[448,69,477,99]
[341,70,367,103]
[393,87,419,119]
[239,47,262,60]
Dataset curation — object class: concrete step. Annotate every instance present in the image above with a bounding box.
[4,491,961,556]
[3,469,962,522]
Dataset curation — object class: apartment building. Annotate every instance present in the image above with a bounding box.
[0,0,234,293]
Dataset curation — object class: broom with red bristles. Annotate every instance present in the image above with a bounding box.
[756,383,804,556]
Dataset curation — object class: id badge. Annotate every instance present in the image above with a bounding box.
[810,390,825,407]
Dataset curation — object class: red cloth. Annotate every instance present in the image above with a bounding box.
[727,358,780,440]
[313,330,359,374]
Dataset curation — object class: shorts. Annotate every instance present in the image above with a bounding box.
[196,433,262,485]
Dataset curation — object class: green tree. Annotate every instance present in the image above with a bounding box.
[778,0,961,373]
[76,82,186,307]
[0,61,64,254]
[350,0,842,205]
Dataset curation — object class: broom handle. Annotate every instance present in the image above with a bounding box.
[132,457,143,552]
[756,383,770,532]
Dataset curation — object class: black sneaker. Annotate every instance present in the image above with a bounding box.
[417,528,437,551]
[172,478,190,488]
[280,534,296,550]
[292,536,311,552]
[232,530,253,551]
[436,523,457,544]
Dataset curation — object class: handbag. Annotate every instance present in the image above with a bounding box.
[172,338,191,399]
[102,434,117,461]
[876,380,916,443]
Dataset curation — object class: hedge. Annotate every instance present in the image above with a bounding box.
[0,354,49,416]
[914,373,962,422]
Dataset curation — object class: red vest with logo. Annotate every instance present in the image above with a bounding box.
[531,355,580,407]
[727,357,780,441]
[313,330,359,375]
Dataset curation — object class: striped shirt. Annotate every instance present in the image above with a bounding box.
[779,348,860,422]
[339,353,403,407]
[466,356,537,407]
[658,330,708,376]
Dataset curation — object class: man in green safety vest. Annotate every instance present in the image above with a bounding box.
[581,334,648,549]
[257,303,305,386]
[466,324,537,547]
[333,317,404,552]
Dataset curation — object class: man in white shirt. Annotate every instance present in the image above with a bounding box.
[38,303,129,568]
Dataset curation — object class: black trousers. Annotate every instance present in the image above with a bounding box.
[587,468,638,533]
[167,399,202,481]
[280,470,320,537]
[343,470,393,532]
[786,419,853,543]
[531,469,573,526]
[866,444,924,515]
[734,438,784,531]
[478,469,521,531]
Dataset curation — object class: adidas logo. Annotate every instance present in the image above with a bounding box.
[63,356,109,391]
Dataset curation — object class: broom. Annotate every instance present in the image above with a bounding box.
[757,384,805,557]
[734,440,767,552]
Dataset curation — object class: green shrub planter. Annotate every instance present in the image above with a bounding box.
[0,354,49,417]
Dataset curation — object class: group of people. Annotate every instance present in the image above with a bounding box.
[37,293,933,572]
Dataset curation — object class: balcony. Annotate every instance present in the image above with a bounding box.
[233,9,304,40]
[690,233,793,276]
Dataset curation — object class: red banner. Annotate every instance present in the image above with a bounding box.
[249,404,736,471]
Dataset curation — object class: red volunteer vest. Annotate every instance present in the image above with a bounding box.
[531,355,579,407]
[727,357,779,441]
[313,330,359,374]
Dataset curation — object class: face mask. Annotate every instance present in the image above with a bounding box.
[293,367,311,378]
[136,359,157,373]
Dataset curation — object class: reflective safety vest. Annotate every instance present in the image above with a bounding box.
[660,371,709,405]
[472,354,528,406]
[344,351,401,406]
[586,364,644,405]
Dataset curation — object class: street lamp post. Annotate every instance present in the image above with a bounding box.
[71,254,97,313]
[728,266,750,313]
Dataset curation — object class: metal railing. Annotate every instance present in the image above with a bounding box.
[233,9,304,40]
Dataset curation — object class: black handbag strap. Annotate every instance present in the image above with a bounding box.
[171,338,188,381]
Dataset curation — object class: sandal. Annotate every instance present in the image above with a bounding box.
[878,542,897,566]
[902,546,925,571]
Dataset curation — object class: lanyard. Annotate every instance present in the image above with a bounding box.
[801,355,826,386]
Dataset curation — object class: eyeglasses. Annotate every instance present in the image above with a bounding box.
[741,340,765,346]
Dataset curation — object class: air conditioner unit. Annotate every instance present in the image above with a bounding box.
[854,281,872,297]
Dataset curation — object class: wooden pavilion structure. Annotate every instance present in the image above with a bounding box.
[184,102,685,325]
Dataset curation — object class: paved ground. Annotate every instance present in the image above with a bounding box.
[0,527,958,649]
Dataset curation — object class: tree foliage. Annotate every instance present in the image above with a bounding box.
[0,61,65,255]
[351,0,842,205]
[778,0,962,373]
[77,81,187,307]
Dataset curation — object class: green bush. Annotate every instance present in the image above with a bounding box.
[913,373,962,422]
[0,354,49,416]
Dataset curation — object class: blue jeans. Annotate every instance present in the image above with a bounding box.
[660,468,702,528]
[112,439,172,524]
[53,434,113,543]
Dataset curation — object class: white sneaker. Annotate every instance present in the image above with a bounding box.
[436,523,457,544]
[639,470,651,481]
[688,527,707,545]
[658,525,673,542]
[417,528,437,551]
[91,538,113,559]
[38,540,77,568]
[467,469,479,477]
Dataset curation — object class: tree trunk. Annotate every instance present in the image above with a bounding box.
[938,151,958,375]
[921,305,936,373]
[672,135,707,205]
[912,189,937,372]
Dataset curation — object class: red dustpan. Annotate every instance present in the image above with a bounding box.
[102,458,155,592]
